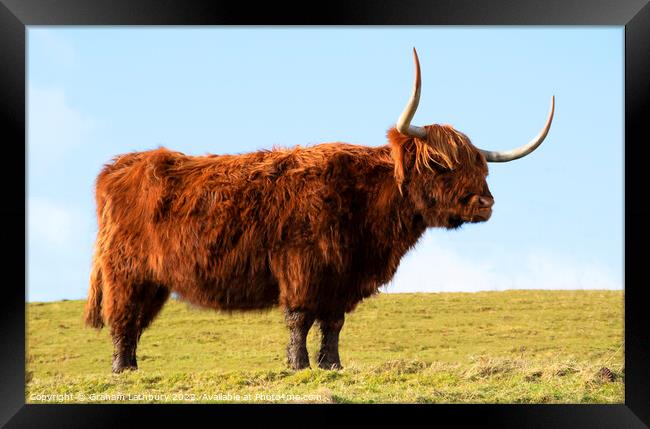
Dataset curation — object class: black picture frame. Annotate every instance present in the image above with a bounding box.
[3,0,648,427]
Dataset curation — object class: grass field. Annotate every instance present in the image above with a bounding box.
[26,290,623,404]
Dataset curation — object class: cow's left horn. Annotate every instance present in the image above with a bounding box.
[396,48,428,139]
[478,96,555,162]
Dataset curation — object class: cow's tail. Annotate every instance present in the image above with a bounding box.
[84,257,105,329]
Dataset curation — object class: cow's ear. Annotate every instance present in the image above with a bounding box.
[390,140,405,192]
[475,151,484,165]
[387,128,410,192]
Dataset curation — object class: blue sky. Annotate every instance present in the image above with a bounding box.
[27,27,623,302]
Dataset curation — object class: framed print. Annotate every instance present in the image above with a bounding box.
[2,0,649,427]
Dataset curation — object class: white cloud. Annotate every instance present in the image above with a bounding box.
[385,235,622,293]
[510,251,622,290]
[28,86,96,172]
[28,197,74,246]
[27,197,97,302]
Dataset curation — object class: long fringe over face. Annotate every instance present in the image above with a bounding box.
[388,124,478,191]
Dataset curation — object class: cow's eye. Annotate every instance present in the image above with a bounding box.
[459,193,473,204]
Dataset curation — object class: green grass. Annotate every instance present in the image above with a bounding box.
[26,290,624,403]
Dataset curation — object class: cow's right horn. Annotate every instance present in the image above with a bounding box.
[478,96,555,162]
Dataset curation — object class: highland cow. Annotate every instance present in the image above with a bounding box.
[85,49,555,373]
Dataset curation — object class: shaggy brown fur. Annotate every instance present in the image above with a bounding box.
[85,124,493,372]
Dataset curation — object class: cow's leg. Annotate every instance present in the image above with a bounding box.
[317,314,344,370]
[136,285,170,340]
[107,281,169,373]
[101,276,138,373]
[128,284,170,370]
[110,312,140,373]
[284,309,315,370]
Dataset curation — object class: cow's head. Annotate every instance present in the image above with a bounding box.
[389,48,554,229]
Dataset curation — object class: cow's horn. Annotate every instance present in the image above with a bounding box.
[396,48,428,139]
[478,96,555,162]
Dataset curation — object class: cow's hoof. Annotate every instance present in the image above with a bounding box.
[287,347,311,370]
[112,356,138,374]
[112,365,138,374]
[287,359,311,371]
[317,356,342,370]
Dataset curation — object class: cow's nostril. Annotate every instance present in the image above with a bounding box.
[478,196,494,208]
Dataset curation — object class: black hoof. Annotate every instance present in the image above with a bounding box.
[287,356,311,371]
[318,361,342,370]
[317,355,342,370]
[318,363,342,370]
[287,345,311,370]
[112,364,138,374]
[288,362,311,371]
[112,355,138,373]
